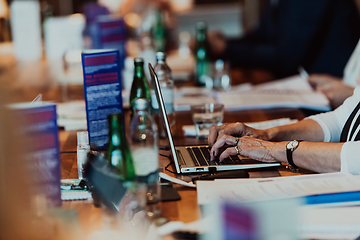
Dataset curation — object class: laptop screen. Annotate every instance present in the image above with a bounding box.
[148,63,181,173]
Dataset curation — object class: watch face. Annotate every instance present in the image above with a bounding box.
[287,140,298,150]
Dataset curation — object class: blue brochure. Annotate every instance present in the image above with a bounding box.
[10,102,61,207]
[82,49,124,149]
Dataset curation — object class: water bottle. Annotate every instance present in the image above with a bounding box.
[129,58,152,121]
[129,98,161,218]
[212,59,231,91]
[195,21,212,87]
[106,112,135,182]
[152,8,166,52]
[154,51,175,137]
[77,131,90,179]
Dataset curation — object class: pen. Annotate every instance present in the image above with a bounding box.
[298,66,309,79]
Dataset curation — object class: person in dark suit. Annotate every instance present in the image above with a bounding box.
[208,0,360,79]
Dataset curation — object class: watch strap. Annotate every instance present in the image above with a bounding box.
[286,140,301,172]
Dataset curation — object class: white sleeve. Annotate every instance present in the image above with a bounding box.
[306,86,360,142]
[341,141,360,175]
[344,39,360,87]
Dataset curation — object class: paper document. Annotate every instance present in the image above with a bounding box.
[175,95,217,111]
[174,75,330,112]
[57,100,87,131]
[300,206,360,239]
[197,172,360,205]
[216,75,331,111]
[182,118,298,136]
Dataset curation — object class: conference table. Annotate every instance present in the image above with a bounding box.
[0,45,317,238]
[60,105,316,237]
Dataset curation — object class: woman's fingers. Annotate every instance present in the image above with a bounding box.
[208,122,249,147]
[208,124,227,147]
[218,146,241,162]
[210,135,239,160]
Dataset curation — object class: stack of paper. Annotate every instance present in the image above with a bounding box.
[182,118,298,136]
[216,76,331,111]
[173,75,331,112]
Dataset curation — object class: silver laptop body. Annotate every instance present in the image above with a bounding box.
[148,63,280,174]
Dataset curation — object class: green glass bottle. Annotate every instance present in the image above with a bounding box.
[129,58,152,120]
[152,9,165,52]
[106,112,135,182]
[195,21,211,86]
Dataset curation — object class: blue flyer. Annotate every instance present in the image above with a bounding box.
[82,49,124,149]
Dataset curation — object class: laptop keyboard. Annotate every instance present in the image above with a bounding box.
[186,146,252,166]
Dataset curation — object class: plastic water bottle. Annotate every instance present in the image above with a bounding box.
[77,131,90,179]
[129,98,161,218]
[154,51,175,137]
[212,59,231,91]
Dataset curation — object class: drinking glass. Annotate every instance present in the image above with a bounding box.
[191,103,224,140]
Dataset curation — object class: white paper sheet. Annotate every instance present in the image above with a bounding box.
[300,206,360,239]
[196,172,360,205]
[182,118,298,136]
[216,75,331,111]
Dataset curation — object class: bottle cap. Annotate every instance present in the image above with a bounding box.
[156,52,166,60]
[134,98,150,110]
[196,21,207,30]
[215,59,224,72]
[77,131,89,146]
[134,58,144,64]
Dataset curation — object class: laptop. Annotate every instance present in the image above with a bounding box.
[148,63,281,174]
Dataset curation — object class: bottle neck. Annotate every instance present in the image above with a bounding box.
[197,29,206,43]
[134,108,151,119]
[134,65,145,79]
[156,57,166,63]
[108,115,125,147]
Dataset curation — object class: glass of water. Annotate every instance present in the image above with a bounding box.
[191,103,224,140]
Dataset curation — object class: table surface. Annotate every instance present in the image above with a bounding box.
[60,107,314,235]
[0,47,316,237]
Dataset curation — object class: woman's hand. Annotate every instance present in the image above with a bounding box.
[208,122,270,147]
[308,74,341,89]
[207,31,227,58]
[210,134,282,162]
[308,74,354,108]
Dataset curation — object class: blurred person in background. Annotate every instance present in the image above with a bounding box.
[308,33,360,109]
[308,74,356,109]
[0,88,39,240]
[0,0,9,41]
[207,0,360,80]
[308,38,360,109]
[0,88,79,240]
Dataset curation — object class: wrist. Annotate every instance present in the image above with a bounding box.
[285,140,302,172]
[264,127,279,141]
[270,141,288,163]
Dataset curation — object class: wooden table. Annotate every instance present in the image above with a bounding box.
[60,107,313,236]
[0,48,316,237]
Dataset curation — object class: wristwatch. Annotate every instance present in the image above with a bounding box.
[286,140,301,172]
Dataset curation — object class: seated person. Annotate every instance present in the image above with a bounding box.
[308,74,355,109]
[208,85,360,174]
[308,38,360,109]
[208,0,360,79]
